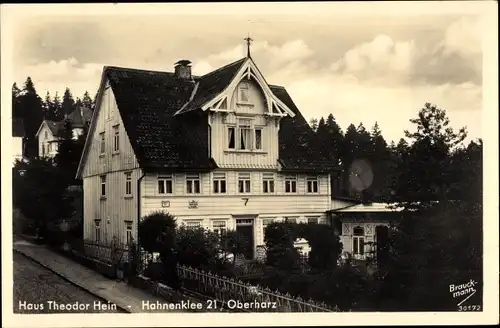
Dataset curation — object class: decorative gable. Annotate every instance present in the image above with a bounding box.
[201,58,296,118]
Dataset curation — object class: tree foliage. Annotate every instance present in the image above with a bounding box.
[13,158,74,238]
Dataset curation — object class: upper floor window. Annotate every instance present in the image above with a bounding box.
[239,119,252,150]
[227,119,264,151]
[255,129,262,150]
[262,173,275,193]
[186,173,201,194]
[307,176,319,193]
[285,175,297,193]
[239,82,250,103]
[44,131,48,139]
[158,174,173,194]
[125,172,132,196]
[238,172,251,193]
[100,175,106,197]
[213,172,227,194]
[284,216,298,223]
[99,132,105,154]
[113,125,120,152]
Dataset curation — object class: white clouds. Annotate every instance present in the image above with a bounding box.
[330,34,417,85]
[15,58,103,97]
[442,16,482,57]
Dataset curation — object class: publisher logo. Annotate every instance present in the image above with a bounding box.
[449,279,477,306]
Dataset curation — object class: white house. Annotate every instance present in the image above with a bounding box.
[12,118,25,165]
[36,106,92,158]
[76,50,357,260]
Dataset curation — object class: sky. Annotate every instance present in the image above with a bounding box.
[5,3,488,144]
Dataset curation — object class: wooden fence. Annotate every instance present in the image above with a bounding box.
[177,264,338,312]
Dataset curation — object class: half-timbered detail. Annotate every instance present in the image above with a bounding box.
[77,47,349,259]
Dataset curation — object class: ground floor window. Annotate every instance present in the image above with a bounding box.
[95,220,101,243]
[126,222,133,245]
[212,220,227,236]
[185,221,201,229]
[352,226,365,255]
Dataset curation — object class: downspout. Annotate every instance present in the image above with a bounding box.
[137,171,146,250]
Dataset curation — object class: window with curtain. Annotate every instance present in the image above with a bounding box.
[228,127,235,149]
[239,119,252,150]
[255,129,262,150]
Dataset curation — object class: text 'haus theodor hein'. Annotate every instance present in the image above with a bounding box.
[76,47,394,260]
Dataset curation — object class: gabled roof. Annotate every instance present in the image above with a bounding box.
[77,57,339,177]
[105,66,215,171]
[36,120,65,138]
[12,118,25,137]
[66,106,92,128]
[175,58,246,115]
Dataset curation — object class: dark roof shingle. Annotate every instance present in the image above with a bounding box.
[106,67,216,171]
[104,59,339,173]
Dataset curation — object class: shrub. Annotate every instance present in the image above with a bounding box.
[138,211,177,253]
[175,225,221,269]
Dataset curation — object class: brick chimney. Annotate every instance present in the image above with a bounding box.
[174,60,192,79]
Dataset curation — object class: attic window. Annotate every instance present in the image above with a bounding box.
[239,82,250,103]
[44,131,48,139]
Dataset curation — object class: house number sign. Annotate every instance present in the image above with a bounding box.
[161,201,170,208]
[188,200,199,209]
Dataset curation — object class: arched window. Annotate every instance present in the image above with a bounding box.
[352,226,365,255]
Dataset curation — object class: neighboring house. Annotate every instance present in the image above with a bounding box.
[36,106,92,158]
[76,54,346,260]
[12,118,25,165]
[328,202,403,260]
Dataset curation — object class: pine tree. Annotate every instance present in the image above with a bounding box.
[12,83,21,118]
[52,92,63,121]
[82,91,94,110]
[43,91,52,120]
[62,88,75,115]
[17,77,44,159]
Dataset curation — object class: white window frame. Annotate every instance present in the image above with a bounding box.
[307,176,319,194]
[99,132,105,155]
[212,220,227,236]
[306,216,319,224]
[285,175,297,193]
[158,174,173,195]
[238,172,251,194]
[284,216,298,223]
[125,172,132,196]
[126,223,133,245]
[262,218,275,233]
[186,173,201,194]
[100,175,106,197]
[254,128,263,150]
[238,118,253,150]
[228,126,236,149]
[353,226,365,255]
[262,173,275,194]
[113,125,120,153]
[238,81,250,103]
[213,172,227,194]
[185,221,202,229]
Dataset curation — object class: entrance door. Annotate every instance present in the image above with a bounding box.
[235,218,254,259]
